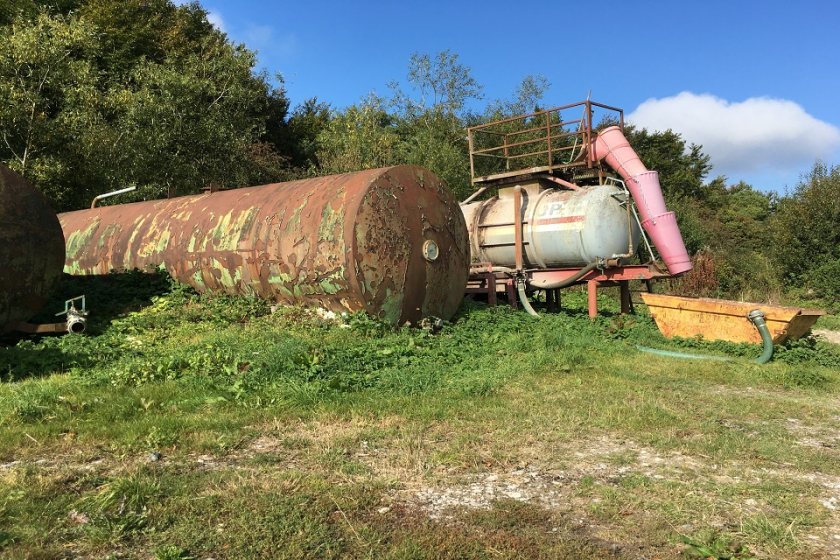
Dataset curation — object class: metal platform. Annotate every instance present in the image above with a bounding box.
[467,99,624,187]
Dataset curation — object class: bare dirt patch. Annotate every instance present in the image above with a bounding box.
[814,329,840,345]
[6,420,840,558]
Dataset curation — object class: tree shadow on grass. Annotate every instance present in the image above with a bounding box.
[27,270,174,335]
[1,270,175,381]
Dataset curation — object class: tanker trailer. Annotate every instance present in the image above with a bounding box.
[463,99,691,317]
[462,182,641,274]
[0,165,86,333]
[60,165,470,325]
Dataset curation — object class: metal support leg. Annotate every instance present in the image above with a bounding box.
[506,279,517,309]
[546,289,557,313]
[587,280,599,319]
[620,281,631,315]
[486,273,497,307]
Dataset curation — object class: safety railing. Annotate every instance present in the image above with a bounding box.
[467,99,624,185]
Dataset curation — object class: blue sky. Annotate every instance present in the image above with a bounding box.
[197,0,840,193]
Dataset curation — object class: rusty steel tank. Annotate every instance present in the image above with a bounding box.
[59,165,469,324]
[0,165,66,331]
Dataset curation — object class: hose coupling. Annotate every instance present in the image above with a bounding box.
[747,309,766,323]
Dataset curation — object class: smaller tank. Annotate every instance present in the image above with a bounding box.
[461,180,640,268]
[0,166,66,331]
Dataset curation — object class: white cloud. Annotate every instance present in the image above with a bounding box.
[627,92,840,179]
[245,24,272,45]
[243,24,297,60]
[207,10,225,32]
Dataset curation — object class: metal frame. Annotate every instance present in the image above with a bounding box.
[465,264,668,318]
[462,99,675,319]
[467,99,624,186]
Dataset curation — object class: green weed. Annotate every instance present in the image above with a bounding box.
[0,272,838,558]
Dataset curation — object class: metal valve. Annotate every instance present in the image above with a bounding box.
[56,295,88,334]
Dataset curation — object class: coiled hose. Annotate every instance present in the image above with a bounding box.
[636,309,774,364]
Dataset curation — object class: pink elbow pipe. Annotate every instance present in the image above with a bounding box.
[592,126,692,275]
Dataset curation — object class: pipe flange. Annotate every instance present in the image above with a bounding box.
[422,239,439,262]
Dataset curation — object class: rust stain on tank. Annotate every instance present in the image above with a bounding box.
[59,165,469,324]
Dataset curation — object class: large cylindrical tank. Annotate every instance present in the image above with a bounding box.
[461,182,640,268]
[60,165,469,324]
[0,165,65,331]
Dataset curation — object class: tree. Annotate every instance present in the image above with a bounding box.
[624,126,712,201]
[391,50,482,119]
[0,12,100,208]
[278,97,332,172]
[316,94,398,175]
[484,74,550,118]
[772,161,840,302]
[0,3,294,210]
[388,50,484,199]
[79,0,216,80]
[91,40,287,200]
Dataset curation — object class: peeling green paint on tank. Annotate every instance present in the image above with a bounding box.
[155,228,172,254]
[381,288,405,325]
[65,218,100,261]
[206,207,258,252]
[317,203,344,243]
[187,230,199,253]
[97,223,120,248]
[285,195,311,234]
[58,166,470,324]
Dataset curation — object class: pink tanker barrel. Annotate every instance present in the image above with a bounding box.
[592,126,692,275]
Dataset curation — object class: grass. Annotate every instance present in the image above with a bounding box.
[816,313,840,331]
[1,271,839,559]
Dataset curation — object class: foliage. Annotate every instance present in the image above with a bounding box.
[0,5,836,304]
[484,74,551,118]
[0,2,292,210]
[316,95,398,175]
[0,11,100,208]
[662,177,781,301]
[772,162,840,308]
[624,125,711,200]
[3,272,838,399]
[392,50,483,118]
[317,50,553,200]
[279,97,332,172]
[803,258,840,304]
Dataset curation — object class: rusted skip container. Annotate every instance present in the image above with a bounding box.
[0,165,66,331]
[60,165,469,324]
[641,293,825,344]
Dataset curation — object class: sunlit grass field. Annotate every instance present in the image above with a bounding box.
[2,272,839,559]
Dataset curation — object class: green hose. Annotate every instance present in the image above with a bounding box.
[634,347,734,361]
[517,278,540,317]
[748,309,775,364]
[636,309,774,364]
